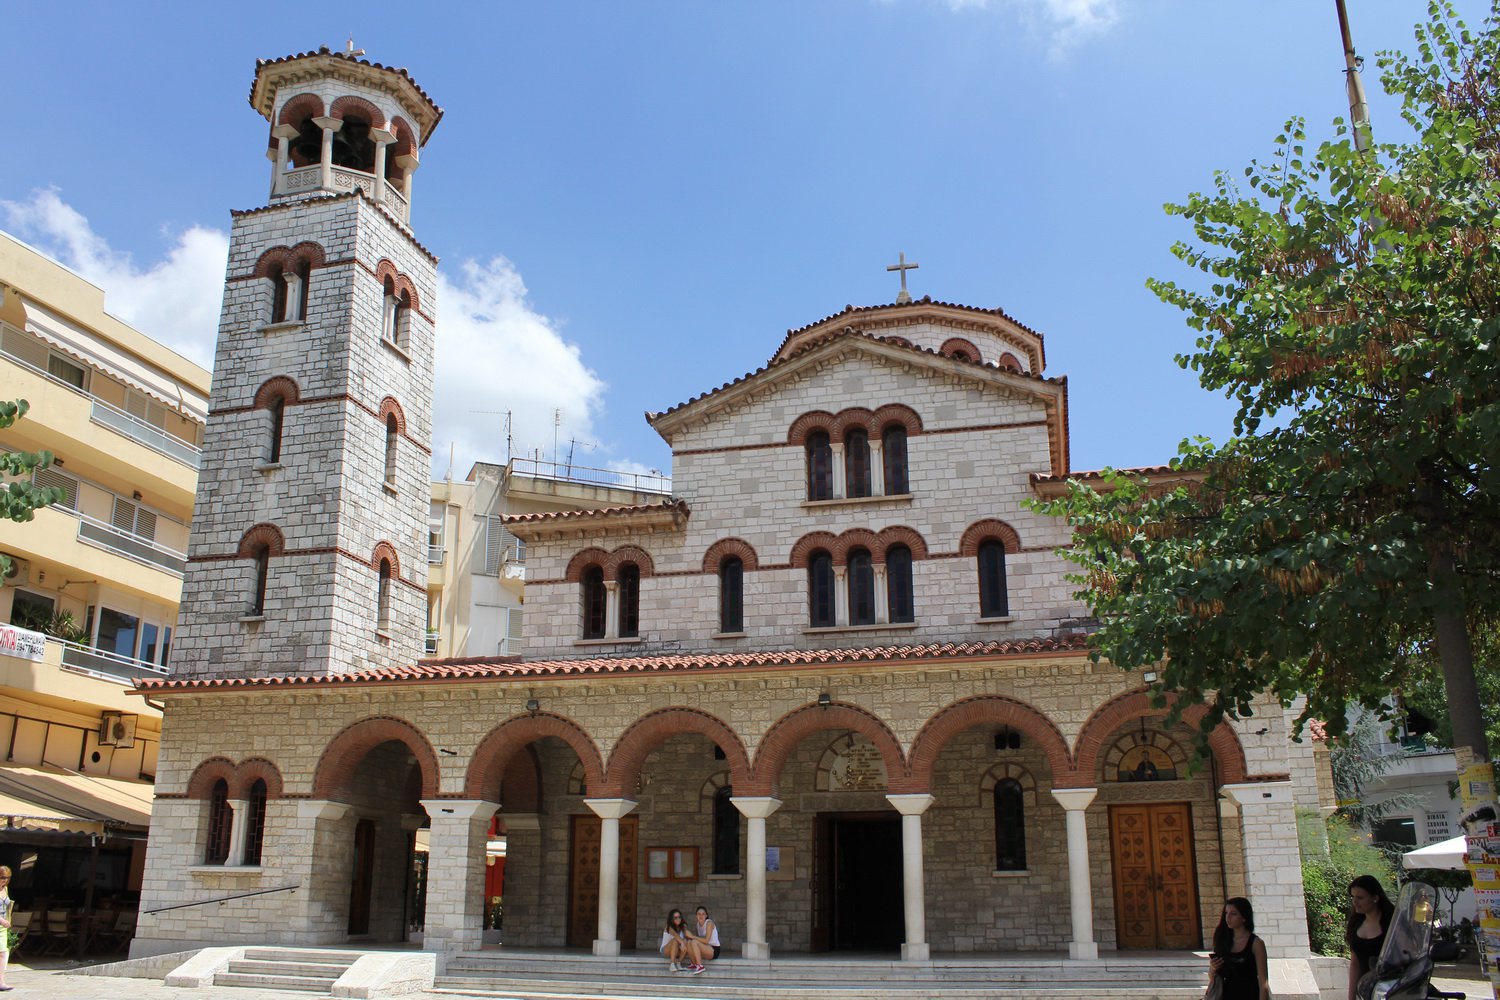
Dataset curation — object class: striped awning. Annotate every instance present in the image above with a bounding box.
[0,764,153,835]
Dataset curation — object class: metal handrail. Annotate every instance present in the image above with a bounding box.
[508,456,672,495]
[143,883,300,914]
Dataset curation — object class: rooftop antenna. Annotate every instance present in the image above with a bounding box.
[553,408,562,466]
[470,410,513,463]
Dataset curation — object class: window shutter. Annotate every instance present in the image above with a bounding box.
[2,326,49,369]
[485,517,506,575]
[507,607,523,641]
[111,497,138,532]
[135,508,157,540]
[33,467,78,509]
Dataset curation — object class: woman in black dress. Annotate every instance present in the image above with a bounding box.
[1207,897,1269,1000]
[1345,875,1394,1000]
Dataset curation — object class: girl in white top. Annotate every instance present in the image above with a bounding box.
[0,864,13,991]
[688,905,721,963]
[659,909,702,974]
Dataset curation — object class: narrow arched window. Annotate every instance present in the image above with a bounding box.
[886,544,914,623]
[582,566,606,639]
[244,778,268,866]
[808,550,835,628]
[845,429,871,498]
[618,563,641,638]
[848,548,875,625]
[384,414,399,485]
[376,559,393,629]
[978,540,1008,619]
[267,396,286,463]
[994,778,1026,871]
[269,263,288,324]
[713,784,740,875]
[883,425,909,495]
[250,544,270,616]
[382,277,399,345]
[294,258,312,321]
[393,291,410,348]
[806,431,833,501]
[719,556,743,634]
[205,778,232,865]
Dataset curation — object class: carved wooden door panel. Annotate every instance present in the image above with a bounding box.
[1109,803,1200,949]
[568,815,639,949]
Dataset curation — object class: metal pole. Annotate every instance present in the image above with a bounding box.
[1335,0,1373,151]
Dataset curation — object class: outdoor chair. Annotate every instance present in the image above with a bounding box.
[7,911,32,953]
[96,910,136,951]
[39,909,72,956]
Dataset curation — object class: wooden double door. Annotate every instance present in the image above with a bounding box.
[568,815,639,949]
[1108,802,1201,949]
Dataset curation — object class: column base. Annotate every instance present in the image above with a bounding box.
[592,939,621,957]
[1068,941,1099,960]
[901,942,930,961]
[741,940,771,960]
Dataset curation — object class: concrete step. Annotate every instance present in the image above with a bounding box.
[241,947,366,965]
[225,959,348,979]
[213,970,346,992]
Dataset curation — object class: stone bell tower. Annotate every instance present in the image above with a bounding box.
[172,47,442,679]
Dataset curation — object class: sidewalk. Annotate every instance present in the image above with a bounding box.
[1,958,328,999]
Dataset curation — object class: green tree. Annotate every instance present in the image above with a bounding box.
[1033,1,1500,761]
[1,398,65,576]
[1401,621,1500,753]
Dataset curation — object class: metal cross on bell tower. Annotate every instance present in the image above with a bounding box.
[886,252,919,304]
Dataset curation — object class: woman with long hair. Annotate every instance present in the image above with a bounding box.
[685,904,721,966]
[1345,875,1394,1000]
[1207,897,1269,1000]
[0,864,12,991]
[659,909,702,975]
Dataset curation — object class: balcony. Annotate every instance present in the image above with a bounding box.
[424,632,440,656]
[428,544,445,565]
[1,624,168,689]
[90,399,201,469]
[76,512,187,576]
[507,456,671,496]
[273,165,410,223]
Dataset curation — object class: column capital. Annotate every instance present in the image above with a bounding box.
[296,799,352,822]
[584,797,638,820]
[1051,787,1098,811]
[731,796,783,820]
[395,153,420,171]
[369,127,396,145]
[501,812,542,832]
[311,115,343,132]
[885,793,935,816]
[421,798,500,821]
[271,123,301,140]
[1220,780,1293,807]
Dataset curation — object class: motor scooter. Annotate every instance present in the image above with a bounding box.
[1356,881,1466,1000]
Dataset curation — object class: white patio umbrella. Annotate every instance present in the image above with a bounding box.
[1401,835,1469,871]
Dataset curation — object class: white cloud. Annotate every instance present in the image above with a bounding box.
[910,0,1121,51]
[2,188,228,369]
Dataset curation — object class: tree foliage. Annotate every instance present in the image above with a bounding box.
[1033,2,1500,754]
[1402,620,1500,752]
[1,398,64,577]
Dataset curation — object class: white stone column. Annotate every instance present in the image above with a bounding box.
[396,153,419,202]
[604,580,620,639]
[419,799,498,955]
[1051,787,1100,960]
[732,796,782,961]
[382,292,398,343]
[869,440,885,495]
[226,799,249,866]
[1221,781,1310,956]
[886,793,934,961]
[830,442,846,498]
[284,272,305,323]
[270,123,299,195]
[585,798,637,956]
[833,567,848,626]
[874,564,890,624]
[312,116,342,192]
[370,127,395,204]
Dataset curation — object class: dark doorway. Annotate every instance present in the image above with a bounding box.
[812,813,904,952]
[348,819,376,935]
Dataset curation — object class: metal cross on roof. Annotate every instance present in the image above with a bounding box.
[345,36,366,58]
[886,252,919,304]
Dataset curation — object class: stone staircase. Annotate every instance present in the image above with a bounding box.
[434,950,1212,1000]
[211,947,365,993]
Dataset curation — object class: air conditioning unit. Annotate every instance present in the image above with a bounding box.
[1,555,29,587]
[98,712,139,749]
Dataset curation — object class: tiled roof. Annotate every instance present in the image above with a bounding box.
[228,192,440,264]
[1031,465,1182,484]
[1308,718,1329,742]
[250,46,444,142]
[774,298,1045,357]
[502,499,689,525]
[136,637,1091,694]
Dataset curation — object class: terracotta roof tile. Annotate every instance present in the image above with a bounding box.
[502,499,688,525]
[249,47,444,140]
[774,297,1045,356]
[136,636,1091,694]
[1031,465,1183,484]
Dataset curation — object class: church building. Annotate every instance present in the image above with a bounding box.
[130,47,1320,967]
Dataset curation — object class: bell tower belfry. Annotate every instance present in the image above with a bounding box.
[172,47,442,679]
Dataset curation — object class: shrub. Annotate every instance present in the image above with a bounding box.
[1299,813,1400,956]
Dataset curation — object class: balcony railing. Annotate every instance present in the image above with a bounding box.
[76,512,187,576]
[59,638,170,682]
[273,165,410,223]
[428,544,445,565]
[508,456,672,495]
[90,399,201,468]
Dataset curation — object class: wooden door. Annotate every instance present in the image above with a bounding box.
[567,815,638,949]
[1109,803,1201,949]
[348,818,376,935]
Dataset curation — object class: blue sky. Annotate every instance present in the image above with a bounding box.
[2,1,1487,480]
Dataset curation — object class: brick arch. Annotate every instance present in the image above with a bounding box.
[313,715,441,802]
[940,337,982,363]
[836,528,881,563]
[1072,689,1248,788]
[253,376,301,409]
[907,695,1073,788]
[833,408,876,439]
[959,519,1022,556]
[604,545,655,578]
[605,708,752,794]
[998,352,1023,372]
[789,532,839,569]
[252,246,294,280]
[702,538,759,573]
[374,259,421,313]
[236,757,285,799]
[390,116,418,158]
[329,94,387,129]
[378,397,407,435]
[276,92,325,127]
[499,745,542,812]
[872,403,924,436]
[751,702,910,796]
[236,522,286,558]
[371,541,401,579]
[185,757,238,800]
[465,712,605,800]
[878,525,929,560]
[787,410,837,446]
[289,241,327,269]
[565,548,611,584]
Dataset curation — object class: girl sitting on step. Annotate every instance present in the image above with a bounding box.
[660,909,703,974]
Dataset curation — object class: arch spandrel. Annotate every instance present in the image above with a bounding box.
[312,714,441,801]
[605,707,752,795]
[465,712,606,800]
[751,701,910,796]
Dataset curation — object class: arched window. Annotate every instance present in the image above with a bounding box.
[848,548,875,626]
[267,395,286,464]
[581,566,606,639]
[712,784,740,875]
[806,431,833,501]
[719,556,743,634]
[382,278,399,345]
[376,559,393,629]
[250,544,270,616]
[268,263,288,324]
[294,257,311,321]
[845,429,871,498]
[978,540,1008,619]
[617,563,641,638]
[384,414,399,485]
[882,424,909,495]
[993,778,1027,871]
[808,550,835,628]
[886,544,914,623]
[393,290,410,348]
[205,778,233,865]
[244,778,269,866]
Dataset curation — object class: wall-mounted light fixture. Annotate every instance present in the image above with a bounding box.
[817,692,832,708]
[526,698,540,715]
